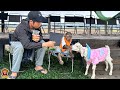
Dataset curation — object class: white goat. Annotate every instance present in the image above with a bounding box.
[72,42,113,79]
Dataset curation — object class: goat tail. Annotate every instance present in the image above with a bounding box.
[105,45,110,51]
[105,45,113,61]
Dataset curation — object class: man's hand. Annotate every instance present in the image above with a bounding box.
[42,41,56,47]
[32,35,40,42]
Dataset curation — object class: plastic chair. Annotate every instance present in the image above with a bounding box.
[7,14,22,33]
[47,32,74,73]
[107,18,117,35]
[49,15,62,33]
[95,19,107,35]
[84,15,96,35]
[64,14,75,34]
[72,14,85,34]
[53,14,85,35]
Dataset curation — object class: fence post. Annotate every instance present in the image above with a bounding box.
[105,21,108,35]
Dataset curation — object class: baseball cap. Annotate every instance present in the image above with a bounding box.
[28,11,48,23]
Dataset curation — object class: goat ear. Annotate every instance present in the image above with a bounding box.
[77,42,81,45]
[80,44,82,47]
[79,44,82,50]
[77,42,79,44]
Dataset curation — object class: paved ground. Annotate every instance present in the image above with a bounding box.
[87,69,120,79]
[96,70,120,79]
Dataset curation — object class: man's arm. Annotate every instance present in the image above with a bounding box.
[17,28,55,49]
[16,27,43,49]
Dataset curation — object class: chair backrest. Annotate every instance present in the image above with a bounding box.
[50,16,61,22]
[85,15,95,24]
[0,13,8,20]
[49,32,64,46]
[74,16,84,22]
[107,18,117,25]
[7,14,22,32]
[74,15,85,28]
[65,16,75,22]
[64,15,75,29]
[97,19,106,25]
[85,17,95,24]
[65,16,84,23]
[8,15,21,22]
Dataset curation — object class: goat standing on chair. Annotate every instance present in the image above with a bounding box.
[72,42,113,79]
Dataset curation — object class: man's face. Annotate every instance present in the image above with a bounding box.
[30,20,42,29]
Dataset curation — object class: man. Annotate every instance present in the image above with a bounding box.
[56,32,73,65]
[8,11,55,79]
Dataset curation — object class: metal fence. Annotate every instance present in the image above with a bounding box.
[0,14,120,36]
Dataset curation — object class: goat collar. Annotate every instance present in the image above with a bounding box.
[86,44,91,60]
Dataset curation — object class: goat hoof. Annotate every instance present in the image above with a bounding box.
[84,73,87,75]
[109,72,112,76]
[105,68,108,71]
[91,76,95,79]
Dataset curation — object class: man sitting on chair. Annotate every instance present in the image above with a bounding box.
[56,32,73,65]
[8,11,55,79]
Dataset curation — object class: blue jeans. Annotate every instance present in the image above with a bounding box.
[10,40,47,72]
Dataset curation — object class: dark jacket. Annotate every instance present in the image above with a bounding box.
[11,19,43,49]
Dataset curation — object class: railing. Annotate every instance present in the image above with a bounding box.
[0,14,120,36]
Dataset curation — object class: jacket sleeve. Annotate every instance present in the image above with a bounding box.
[16,27,42,49]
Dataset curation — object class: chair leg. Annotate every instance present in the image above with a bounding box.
[67,57,68,61]
[9,53,12,71]
[48,51,51,71]
[71,58,74,73]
